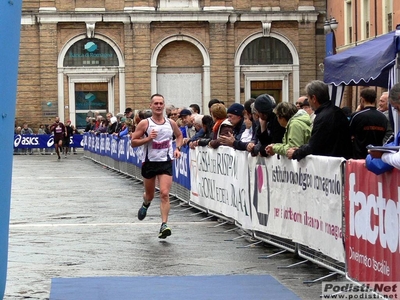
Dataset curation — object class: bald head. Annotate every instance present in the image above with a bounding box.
[378,92,388,112]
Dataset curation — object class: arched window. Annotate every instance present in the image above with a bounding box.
[63,38,119,67]
[240,37,293,65]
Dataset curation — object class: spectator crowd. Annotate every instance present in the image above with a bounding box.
[14,79,400,172]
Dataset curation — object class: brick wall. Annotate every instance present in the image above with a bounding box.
[17,1,325,129]
[131,23,152,109]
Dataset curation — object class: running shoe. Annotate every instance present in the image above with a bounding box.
[158,223,171,239]
[137,204,149,220]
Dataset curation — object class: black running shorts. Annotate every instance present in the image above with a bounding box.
[54,137,63,145]
[141,161,173,179]
[63,137,70,147]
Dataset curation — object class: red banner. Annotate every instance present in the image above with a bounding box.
[345,159,400,283]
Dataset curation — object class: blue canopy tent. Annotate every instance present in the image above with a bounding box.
[324,30,400,88]
[323,28,400,132]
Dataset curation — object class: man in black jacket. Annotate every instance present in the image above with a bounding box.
[350,88,392,159]
[287,80,352,160]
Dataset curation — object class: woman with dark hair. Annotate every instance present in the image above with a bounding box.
[190,115,214,148]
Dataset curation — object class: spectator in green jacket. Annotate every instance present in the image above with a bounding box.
[265,102,311,157]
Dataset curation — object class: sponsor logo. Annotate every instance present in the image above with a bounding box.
[105,136,111,153]
[87,135,93,150]
[174,151,188,179]
[90,136,95,149]
[14,135,40,147]
[111,138,118,155]
[253,164,270,226]
[85,93,96,102]
[23,136,39,146]
[84,41,97,52]
[133,146,144,165]
[95,136,100,151]
[348,173,400,253]
[14,135,22,147]
[126,140,134,160]
[118,139,125,158]
[100,136,105,152]
[47,136,54,147]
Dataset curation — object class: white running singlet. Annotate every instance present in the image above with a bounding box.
[143,117,174,162]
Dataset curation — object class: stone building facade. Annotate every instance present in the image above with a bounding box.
[18,0,326,130]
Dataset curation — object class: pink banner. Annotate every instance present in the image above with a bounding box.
[345,159,400,283]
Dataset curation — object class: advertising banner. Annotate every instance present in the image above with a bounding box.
[82,133,188,187]
[115,137,127,162]
[345,159,400,283]
[130,143,144,168]
[249,155,345,263]
[14,134,84,149]
[104,135,112,157]
[99,134,106,156]
[173,146,190,189]
[83,132,351,269]
[189,147,252,229]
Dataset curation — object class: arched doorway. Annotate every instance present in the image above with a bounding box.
[151,35,210,114]
[58,34,125,129]
[235,32,300,104]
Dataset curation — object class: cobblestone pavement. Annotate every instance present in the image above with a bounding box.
[4,153,344,299]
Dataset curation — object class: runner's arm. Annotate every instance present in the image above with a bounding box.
[130,120,151,147]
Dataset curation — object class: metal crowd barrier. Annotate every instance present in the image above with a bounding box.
[83,148,345,282]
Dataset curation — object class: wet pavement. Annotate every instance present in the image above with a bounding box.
[4,152,344,299]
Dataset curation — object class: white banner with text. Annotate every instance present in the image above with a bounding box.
[249,154,345,262]
[189,146,345,263]
[189,147,252,229]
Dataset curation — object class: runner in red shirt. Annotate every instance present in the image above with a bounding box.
[50,116,66,160]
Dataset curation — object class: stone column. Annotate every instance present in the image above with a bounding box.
[132,22,152,107]
[209,22,228,102]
